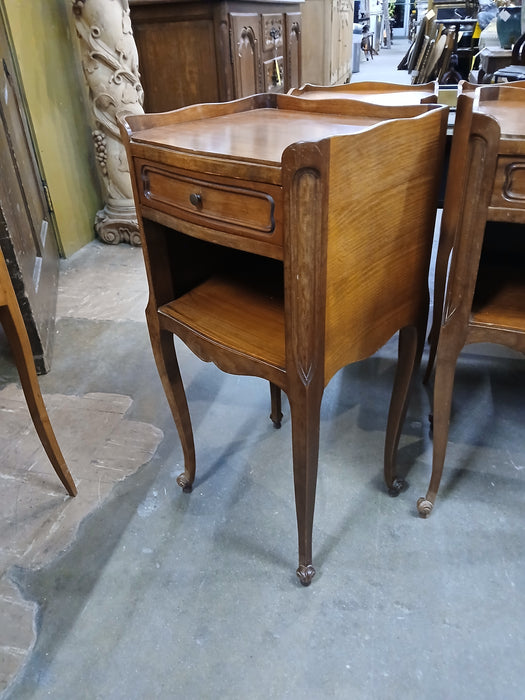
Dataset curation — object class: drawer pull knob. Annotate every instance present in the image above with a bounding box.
[189,193,202,208]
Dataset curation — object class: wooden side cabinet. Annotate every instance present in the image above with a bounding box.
[129,0,302,113]
[120,94,448,583]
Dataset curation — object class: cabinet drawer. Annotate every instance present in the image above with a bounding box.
[490,157,525,218]
[138,161,282,244]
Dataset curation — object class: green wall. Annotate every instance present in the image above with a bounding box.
[4,0,101,256]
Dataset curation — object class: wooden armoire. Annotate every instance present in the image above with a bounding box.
[129,0,303,113]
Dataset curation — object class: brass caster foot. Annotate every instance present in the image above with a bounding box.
[417,497,433,518]
[388,477,408,497]
[270,412,283,429]
[176,473,193,493]
[296,564,316,586]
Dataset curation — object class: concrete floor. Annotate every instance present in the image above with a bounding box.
[1,42,525,700]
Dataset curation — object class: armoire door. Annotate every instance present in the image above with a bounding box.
[0,9,60,374]
[261,13,285,93]
[230,13,262,98]
[285,12,302,91]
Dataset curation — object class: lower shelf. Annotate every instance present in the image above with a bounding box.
[473,266,525,332]
[158,273,286,369]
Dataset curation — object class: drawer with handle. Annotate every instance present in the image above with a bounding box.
[137,160,283,246]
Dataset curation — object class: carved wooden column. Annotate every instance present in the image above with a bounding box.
[72,0,144,245]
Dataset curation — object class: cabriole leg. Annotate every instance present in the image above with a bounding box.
[149,322,196,492]
[289,384,323,586]
[384,325,418,496]
[269,381,283,428]
[0,307,77,497]
[424,234,453,384]
[418,344,459,517]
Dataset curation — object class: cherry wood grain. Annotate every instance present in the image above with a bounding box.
[322,117,446,380]
[159,272,286,369]
[120,96,449,583]
[133,109,379,164]
[127,96,439,165]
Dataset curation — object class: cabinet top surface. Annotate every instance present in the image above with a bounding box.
[477,101,525,141]
[130,109,384,165]
[294,90,436,106]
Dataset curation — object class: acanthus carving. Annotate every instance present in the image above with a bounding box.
[72,0,144,245]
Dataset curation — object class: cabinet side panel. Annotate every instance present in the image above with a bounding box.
[324,112,446,379]
[131,5,220,112]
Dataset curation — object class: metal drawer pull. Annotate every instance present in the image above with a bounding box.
[189,193,202,208]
